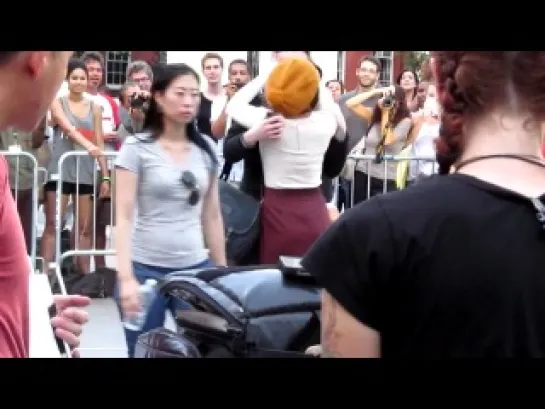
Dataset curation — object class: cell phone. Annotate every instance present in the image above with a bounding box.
[279,256,302,270]
[279,256,316,285]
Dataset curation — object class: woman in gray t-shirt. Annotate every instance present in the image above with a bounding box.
[346,85,413,204]
[115,63,227,357]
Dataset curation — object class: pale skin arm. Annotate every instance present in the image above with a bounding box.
[201,175,227,266]
[383,117,413,146]
[92,105,109,179]
[115,167,138,282]
[321,290,381,358]
[50,99,98,151]
[211,107,229,139]
[345,89,382,122]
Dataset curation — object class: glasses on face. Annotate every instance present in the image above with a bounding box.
[180,170,200,206]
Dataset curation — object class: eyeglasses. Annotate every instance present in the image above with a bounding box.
[180,171,200,206]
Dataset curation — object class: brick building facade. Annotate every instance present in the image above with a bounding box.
[74,51,166,93]
[343,51,405,91]
[76,51,404,95]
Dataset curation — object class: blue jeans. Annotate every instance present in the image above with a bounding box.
[115,259,214,358]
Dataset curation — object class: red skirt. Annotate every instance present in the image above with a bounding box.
[260,187,330,264]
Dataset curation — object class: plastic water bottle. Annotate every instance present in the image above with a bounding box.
[123,279,157,331]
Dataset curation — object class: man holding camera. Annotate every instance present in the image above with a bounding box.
[117,61,153,139]
[211,59,251,140]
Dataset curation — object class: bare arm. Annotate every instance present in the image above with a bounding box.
[211,103,229,139]
[201,175,227,266]
[115,167,138,282]
[92,105,108,177]
[346,89,383,122]
[321,290,381,358]
[384,117,413,146]
[50,99,97,151]
[31,117,47,149]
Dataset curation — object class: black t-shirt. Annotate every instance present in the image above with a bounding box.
[302,173,545,358]
[196,93,213,138]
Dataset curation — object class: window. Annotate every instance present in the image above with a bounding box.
[247,51,259,78]
[336,51,345,81]
[105,51,131,89]
[374,51,394,86]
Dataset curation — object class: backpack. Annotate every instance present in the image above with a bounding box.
[62,267,117,299]
[146,266,321,358]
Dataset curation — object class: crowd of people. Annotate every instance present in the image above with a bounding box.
[2,50,545,358]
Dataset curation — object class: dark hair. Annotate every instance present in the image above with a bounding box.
[143,63,217,168]
[432,51,543,174]
[396,69,419,101]
[368,85,411,130]
[81,51,104,68]
[359,56,382,73]
[0,51,19,64]
[326,79,345,93]
[228,59,248,73]
[201,52,223,69]
[313,63,323,79]
[66,58,88,79]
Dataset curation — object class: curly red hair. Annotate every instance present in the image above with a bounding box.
[432,52,545,174]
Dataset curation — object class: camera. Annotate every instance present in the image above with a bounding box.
[130,93,150,111]
[382,95,394,108]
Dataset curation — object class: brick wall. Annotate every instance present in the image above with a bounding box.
[344,51,405,90]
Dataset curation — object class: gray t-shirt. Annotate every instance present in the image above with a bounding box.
[338,90,380,151]
[355,118,413,180]
[115,133,218,269]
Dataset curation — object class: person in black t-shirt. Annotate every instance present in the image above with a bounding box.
[302,51,545,358]
[197,53,226,138]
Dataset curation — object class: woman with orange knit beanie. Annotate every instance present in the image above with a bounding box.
[227,57,346,264]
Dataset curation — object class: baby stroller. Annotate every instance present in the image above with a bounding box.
[134,264,321,358]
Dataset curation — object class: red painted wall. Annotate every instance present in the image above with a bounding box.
[393,53,405,82]
[344,51,405,90]
[344,51,373,91]
[131,51,159,64]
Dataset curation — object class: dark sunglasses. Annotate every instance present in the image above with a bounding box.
[180,171,200,206]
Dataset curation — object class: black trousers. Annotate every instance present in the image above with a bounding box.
[353,171,397,205]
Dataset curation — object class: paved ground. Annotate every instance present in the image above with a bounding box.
[36,207,176,358]
[78,298,176,358]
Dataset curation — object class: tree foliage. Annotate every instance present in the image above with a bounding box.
[402,51,430,74]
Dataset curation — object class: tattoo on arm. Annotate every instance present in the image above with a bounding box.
[321,291,345,358]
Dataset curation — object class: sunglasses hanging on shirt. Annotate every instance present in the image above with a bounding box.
[180,170,200,206]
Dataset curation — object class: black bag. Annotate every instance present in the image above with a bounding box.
[134,328,202,358]
[219,164,260,264]
[58,266,117,299]
[155,266,321,358]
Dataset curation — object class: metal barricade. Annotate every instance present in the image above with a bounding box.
[347,153,438,207]
[51,151,118,291]
[2,150,42,268]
